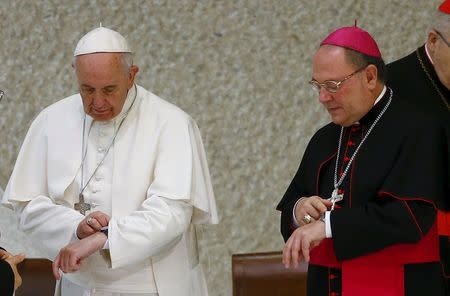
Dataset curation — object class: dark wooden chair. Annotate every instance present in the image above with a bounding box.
[232,251,308,296]
[16,258,55,296]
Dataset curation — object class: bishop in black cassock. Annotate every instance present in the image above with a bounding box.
[278,24,448,296]
[387,2,450,290]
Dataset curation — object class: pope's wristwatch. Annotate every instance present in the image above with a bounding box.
[100,227,108,238]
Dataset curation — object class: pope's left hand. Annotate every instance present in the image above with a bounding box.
[76,211,110,239]
[282,220,326,268]
[52,232,107,280]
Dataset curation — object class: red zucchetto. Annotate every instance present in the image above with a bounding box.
[439,0,450,14]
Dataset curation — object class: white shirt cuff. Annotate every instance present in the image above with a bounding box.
[72,228,80,241]
[102,239,109,249]
[325,211,332,238]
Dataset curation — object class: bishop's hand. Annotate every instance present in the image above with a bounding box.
[0,249,25,290]
[52,232,107,280]
[294,196,332,226]
[282,220,325,268]
[76,211,110,239]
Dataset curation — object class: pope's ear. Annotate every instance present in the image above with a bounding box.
[128,65,139,86]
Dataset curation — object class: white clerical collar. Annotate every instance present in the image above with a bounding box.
[425,43,434,65]
[353,86,386,125]
[114,84,137,123]
[373,86,387,106]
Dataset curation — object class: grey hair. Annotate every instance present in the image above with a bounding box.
[72,52,133,72]
[432,10,450,35]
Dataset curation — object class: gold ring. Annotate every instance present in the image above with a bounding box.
[87,217,93,226]
[302,214,312,224]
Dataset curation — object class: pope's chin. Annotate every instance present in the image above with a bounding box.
[88,109,115,121]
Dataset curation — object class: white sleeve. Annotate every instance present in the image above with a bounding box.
[108,195,193,268]
[13,196,84,260]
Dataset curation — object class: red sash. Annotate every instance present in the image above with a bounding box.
[310,223,439,296]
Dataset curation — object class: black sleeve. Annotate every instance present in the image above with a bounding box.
[279,198,299,242]
[0,258,14,296]
[278,125,339,242]
[278,155,311,242]
[331,198,436,261]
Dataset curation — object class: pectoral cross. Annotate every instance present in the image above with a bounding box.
[74,193,91,215]
[329,188,343,211]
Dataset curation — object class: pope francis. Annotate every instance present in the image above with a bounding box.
[2,26,218,296]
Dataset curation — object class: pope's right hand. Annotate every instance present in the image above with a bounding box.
[52,232,107,280]
[294,196,332,226]
[76,211,110,239]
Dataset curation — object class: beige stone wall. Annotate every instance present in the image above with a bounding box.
[0,0,440,294]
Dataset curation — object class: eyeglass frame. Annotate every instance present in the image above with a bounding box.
[434,29,450,48]
[308,66,367,93]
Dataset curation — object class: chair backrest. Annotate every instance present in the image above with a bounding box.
[232,251,308,296]
[16,258,55,296]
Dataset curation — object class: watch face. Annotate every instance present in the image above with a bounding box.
[320,212,326,222]
[100,227,108,237]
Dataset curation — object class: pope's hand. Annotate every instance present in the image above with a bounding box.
[295,196,332,226]
[282,220,325,268]
[77,211,110,239]
[0,249,25,290]
[52,232,107,280]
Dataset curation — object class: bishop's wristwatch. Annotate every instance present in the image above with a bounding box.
[319,212,326,223]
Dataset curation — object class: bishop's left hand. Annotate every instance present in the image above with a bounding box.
[282,220,326,268]
[52,232,107,280]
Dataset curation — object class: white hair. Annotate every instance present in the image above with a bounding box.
[72,52,133,72]
[432,10,450,35]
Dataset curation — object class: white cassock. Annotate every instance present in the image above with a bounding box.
[2,85,219,296]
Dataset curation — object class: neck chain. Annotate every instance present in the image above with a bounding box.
[416,49,450,111]
[330,88,393,210]
[74,84,137,215]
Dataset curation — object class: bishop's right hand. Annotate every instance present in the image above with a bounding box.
[76,211,110,239]
[294,196,332,226]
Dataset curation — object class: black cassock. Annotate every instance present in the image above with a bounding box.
[0,247,14,296]
[388,44,450,292]
[277,89,448,296]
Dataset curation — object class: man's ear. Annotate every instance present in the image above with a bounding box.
[427,31,439,56]
[364,64,378,90]
[128,65,139,89]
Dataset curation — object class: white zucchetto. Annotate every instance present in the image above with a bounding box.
[74,26,132,56]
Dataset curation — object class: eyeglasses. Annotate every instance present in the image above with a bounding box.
[309,66,366,93]
[435,29,450,48]
[0,90,3,102]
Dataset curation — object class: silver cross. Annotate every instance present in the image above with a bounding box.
[74,193,91,215]
[329,188,343,211]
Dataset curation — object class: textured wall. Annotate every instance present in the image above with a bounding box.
[0,0,440,295]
